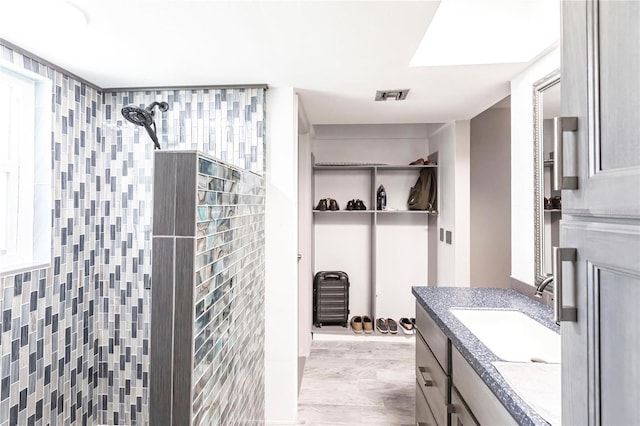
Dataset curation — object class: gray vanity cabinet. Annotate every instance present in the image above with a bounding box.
[450,347,515,426]
[560,1,640,424]
[416,382,439,426]
[450,387,477,426]
[414,302,517,426]
[415,303,450,426]
[416,332,449,424]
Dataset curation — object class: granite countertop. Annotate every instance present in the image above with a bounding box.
[411,287,559,426]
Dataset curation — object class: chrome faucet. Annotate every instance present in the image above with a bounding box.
[535,276,554,297]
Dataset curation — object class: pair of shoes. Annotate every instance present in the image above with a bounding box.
[376,318,398,334]
[543,196,561,210]
[346,199,367,210]
[351,315,373,334]
[399,318,414,334]
[409,158,434,165]
[316,198,339,211]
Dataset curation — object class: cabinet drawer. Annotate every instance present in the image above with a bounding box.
[452,347,517,425]
[450,386,479,426]
[416,331,449,425]
[416,380,438,426]
[416,301,449,372]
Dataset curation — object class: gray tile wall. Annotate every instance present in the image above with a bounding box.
[151,152,265,426]
[0,41,266,425]
[1,43,102,426]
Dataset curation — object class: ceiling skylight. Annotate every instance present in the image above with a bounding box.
[410,0,559,67]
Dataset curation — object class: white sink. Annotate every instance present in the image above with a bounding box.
[450,309,560,363]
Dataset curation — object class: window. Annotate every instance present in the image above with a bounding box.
[0,60,51,274]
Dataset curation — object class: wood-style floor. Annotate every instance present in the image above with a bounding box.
[297,339,415,425]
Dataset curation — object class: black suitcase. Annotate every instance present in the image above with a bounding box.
[313,271,349,327]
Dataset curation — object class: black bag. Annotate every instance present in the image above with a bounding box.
[407,168,437,211]
[313,271,349,327]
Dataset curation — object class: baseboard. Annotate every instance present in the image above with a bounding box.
[510,276,553,308]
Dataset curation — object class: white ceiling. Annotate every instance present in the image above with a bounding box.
[0,0,558,125]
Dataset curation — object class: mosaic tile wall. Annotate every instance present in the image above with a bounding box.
[100,89,265,425]
[104,89,264,174]
[1,43,102,425]
[151,152,265,425]
[1,40,267,425]
[193,155,265,425]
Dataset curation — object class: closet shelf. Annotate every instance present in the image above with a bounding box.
[311,325,414,339]
[312,210,439,215]
[313,210,374,214]
[311,325,355,336]
[314,164,437,171]
[377,210,438,215]
[376,164,438,170]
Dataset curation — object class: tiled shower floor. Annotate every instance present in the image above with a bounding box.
[297,339,415,425]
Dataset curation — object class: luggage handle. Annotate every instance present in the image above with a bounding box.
[322,272,344,280]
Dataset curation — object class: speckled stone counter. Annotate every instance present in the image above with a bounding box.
[411,287,559,426]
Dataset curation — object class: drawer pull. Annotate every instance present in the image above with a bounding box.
[418,366,434,387]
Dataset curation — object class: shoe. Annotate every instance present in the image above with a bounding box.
[316,199,328,211]
[346,199,355,210]
[362,316,373,333]
[399,318,414,334]
[410,158,425,165]
[355,199,367,210]
[387,318,398,334]
[376,318,389,334]
[350,316,363,334]
[329,198,340,211]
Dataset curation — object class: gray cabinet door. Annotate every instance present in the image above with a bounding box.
[561,0,640,218]
[560,222,640,424]
[561,1,640,424]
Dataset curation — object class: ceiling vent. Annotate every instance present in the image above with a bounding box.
[375,89,410,101]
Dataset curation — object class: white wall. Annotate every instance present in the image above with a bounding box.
[470,105,511,288]
[428,121,470,286]
[312,123,430,164]
[265,87,299,425]
[454,121,470,286]
[510,48,560,286]
[297,106,312,358]
[430,124,455,286]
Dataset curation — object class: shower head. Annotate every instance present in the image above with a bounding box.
[121,101,169,150]
[121,105,154,127]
